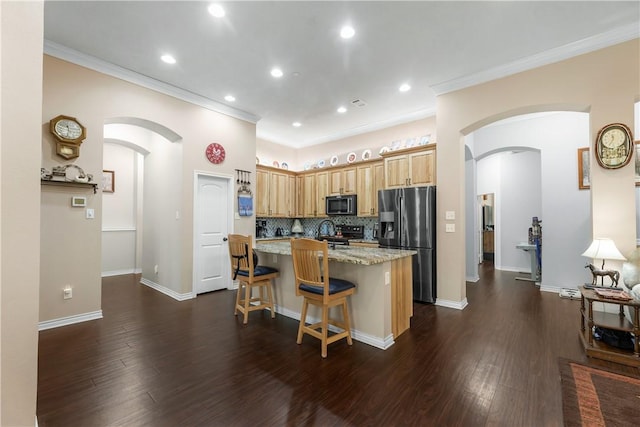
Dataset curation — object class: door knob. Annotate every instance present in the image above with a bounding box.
[223,237,228,241]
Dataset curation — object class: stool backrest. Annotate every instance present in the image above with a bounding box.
[290,238,330,299]
[228,234,255,280]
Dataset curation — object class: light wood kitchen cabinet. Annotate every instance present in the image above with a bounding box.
[329,166,357,195]
[315,171,329,217]
[302,173,316,217]
[356,161,384,217]
[256,166,296,217]
[296,175,304,218]
[383,144,436,189]
[299,170,333,217]
[255,168,270,216]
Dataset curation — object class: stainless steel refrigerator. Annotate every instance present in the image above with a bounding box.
[378,186,436,303]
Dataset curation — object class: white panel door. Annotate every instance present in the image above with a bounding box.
[195,175,230,294]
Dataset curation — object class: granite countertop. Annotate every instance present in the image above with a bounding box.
[255,241,416,266]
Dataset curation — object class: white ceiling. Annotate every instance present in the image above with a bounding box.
[43,1,639,148]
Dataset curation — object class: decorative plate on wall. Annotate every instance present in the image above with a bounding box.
[361,149,372,160]
[205,143,225,164]
[317,160,325,168]
[281,162,289,170]
[347,152,357,163]
[330,155,339,166]
[273,160,280,168]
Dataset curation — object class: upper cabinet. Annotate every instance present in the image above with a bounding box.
[357,161,384,217]
[299,171,328,218]
[256,166,296,217]
[256,145,435,218]
[383,144,436,189]
[329,166,357,195]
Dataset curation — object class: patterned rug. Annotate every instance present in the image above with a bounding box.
[560,359,640,426]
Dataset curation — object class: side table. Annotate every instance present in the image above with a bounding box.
[579,285,640,367]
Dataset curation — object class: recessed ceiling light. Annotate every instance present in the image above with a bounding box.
[292,122,302,127]
[337,106,347,114]
[271,68,284,78]
[399,83,411,92]
[161,54,176,64]
[340,25,355,39]
[208,4,225,18]
[224,95,236,102]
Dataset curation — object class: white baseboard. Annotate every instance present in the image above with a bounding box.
[466,275,480,283]
[539,284,564,294]
[499,266,529,273]
[436,298,469,310]
[102,268,142,277]
[140,278,195,301]
[38,310,103,331]
[274,305,394,350]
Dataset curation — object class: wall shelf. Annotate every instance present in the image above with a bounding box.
[41,180,98,194]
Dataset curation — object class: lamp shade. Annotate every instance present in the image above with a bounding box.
[291,219,303,234]
[581,238,626,261]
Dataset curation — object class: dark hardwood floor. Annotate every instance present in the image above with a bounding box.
[37,264,639,426]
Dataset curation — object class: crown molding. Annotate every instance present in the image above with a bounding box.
[259,107,437,148]
[431,23,640,96]
[44,40,261,124]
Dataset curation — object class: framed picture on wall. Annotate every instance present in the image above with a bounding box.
[578,147,590,190]
[635,141,640,187]
[102,170,115,193]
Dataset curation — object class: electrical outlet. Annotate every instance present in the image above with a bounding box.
[385,271,390,285]
[63,285,72,299]
[154,265,159,274]
[85,208,95,219]
[446,223,455,233]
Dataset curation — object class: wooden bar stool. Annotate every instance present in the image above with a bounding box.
[228,234,279,324]
[290,238,356,358]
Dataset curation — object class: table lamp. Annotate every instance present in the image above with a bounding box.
[581,238,627,287]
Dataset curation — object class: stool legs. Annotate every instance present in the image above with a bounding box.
[297,299,309,344]
[235,279,275,324]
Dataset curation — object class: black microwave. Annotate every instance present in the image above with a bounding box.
[326,195,357,216]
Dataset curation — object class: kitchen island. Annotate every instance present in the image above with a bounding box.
[255,241,416,349]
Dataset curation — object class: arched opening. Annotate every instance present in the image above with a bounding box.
[102,119,186,297]
[464,111,591,291]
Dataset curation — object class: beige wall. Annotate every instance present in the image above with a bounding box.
[42,55,257,319]
[437,39,640,303]
[1,2,43,424]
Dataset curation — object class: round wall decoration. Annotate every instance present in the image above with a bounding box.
[594,123,633,169]
[205,143,226,164]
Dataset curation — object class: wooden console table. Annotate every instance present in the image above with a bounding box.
[579,285,640,367]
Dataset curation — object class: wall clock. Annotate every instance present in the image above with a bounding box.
[49,115,86,160]
[205,142,226,164]
[594,123,633,169]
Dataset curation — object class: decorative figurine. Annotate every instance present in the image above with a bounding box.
[585,263,620,287]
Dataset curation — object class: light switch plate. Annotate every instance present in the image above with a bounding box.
[86,208,95,219]
[445,211,455,220]
[445,223,455,233]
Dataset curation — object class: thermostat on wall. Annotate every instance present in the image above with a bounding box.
[71,196,87,207]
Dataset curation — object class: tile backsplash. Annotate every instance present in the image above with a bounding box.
[257,217,378,240]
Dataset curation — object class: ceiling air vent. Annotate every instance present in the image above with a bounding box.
[351,99,367,107]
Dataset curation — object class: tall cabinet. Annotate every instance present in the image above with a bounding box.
[357,161,384,217]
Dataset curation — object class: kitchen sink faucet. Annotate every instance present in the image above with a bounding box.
[317,219,336,238]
